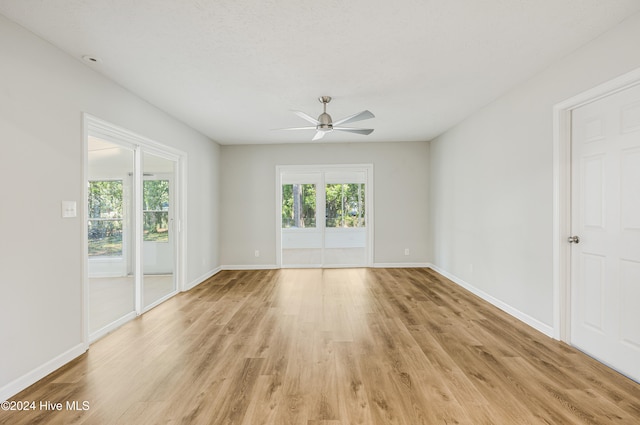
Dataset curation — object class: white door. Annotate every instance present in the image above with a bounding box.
[570,83,640,382]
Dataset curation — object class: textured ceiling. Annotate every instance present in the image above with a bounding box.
[1,1,639,145]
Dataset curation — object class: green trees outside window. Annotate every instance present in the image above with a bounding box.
[88,180,124,256]
[326,183,365,228]
[143,180,170,242]
[282,184,316,228]
[88,179,170,257]
[282,182,366,229]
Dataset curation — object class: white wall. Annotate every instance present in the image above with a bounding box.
[0,14,220,399]
[220,142,429,267]
[429,12,640,332]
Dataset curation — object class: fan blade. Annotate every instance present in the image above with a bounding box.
[332,127,374,135]
[274,126,317,131]
[312,131,326,141]
[292,110,320,125]
[333,110,374,126]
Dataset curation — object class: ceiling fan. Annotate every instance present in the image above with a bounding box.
[279,96,374,141]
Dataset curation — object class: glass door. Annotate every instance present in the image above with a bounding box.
[279,166,371,268]
[87,136,136,335]
[142,151,176,309]
[324,171,367,267]
[86,116,184,342]
[280,173,322,267]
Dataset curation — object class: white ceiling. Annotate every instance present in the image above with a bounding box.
[1,1,639,145]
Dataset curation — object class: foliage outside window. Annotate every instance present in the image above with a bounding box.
[88,180,123,256]
[326,183,365,228]
[144,180,170,242]
[282,184,316,228]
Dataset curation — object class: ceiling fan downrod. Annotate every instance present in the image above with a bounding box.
[317,96,333,131]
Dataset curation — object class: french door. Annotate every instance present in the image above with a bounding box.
[277,165,372,268]
[86,116,182,342]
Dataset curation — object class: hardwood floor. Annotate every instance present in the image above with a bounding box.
[2,268,639,424]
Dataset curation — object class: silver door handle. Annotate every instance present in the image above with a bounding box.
[568,236,580,244]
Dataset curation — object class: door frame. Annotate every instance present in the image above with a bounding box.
[275,164,374,268]
[82,114,187,345]
[552,67,640,342]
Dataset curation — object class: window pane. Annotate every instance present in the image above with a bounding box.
[88,219,123,256]
[282,184,316,228]
[143,180,170,242]
[144,211,169,242]
[88,180,123,219]
[326,183,365,228]
[88,180,124,256]
[143,180,169,210]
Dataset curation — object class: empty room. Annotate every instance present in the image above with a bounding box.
[1,1,640,424]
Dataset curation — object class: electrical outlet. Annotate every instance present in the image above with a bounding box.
[404,248,410,256]
[255,250,260,257]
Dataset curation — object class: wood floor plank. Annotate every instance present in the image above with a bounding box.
[333,342,372,425]
[2,268,640,425]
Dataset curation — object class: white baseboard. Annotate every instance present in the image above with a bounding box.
[87,272,127,278]
[219,263,432,270]
[1,343,86,402]
[373,262,431,268]
[223,264,433,270]
[184,266,223,291]
[428,265,554,338]
[282,264,371,269]
[221,264,279,270]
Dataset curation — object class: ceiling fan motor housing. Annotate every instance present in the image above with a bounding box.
[318,112,333,130]
[317,96,333,131]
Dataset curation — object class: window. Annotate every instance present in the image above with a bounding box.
[143,180,170,242]
[88,180,123,256]
[325,183,365,228]
[282,184,316,228]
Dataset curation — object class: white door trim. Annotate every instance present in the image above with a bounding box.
[552,67,640,341]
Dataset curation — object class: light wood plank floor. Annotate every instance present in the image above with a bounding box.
[2,268,639,424]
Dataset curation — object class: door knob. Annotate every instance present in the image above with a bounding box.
[568,236,580,244]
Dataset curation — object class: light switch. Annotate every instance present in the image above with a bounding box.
[61,201,77,218]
